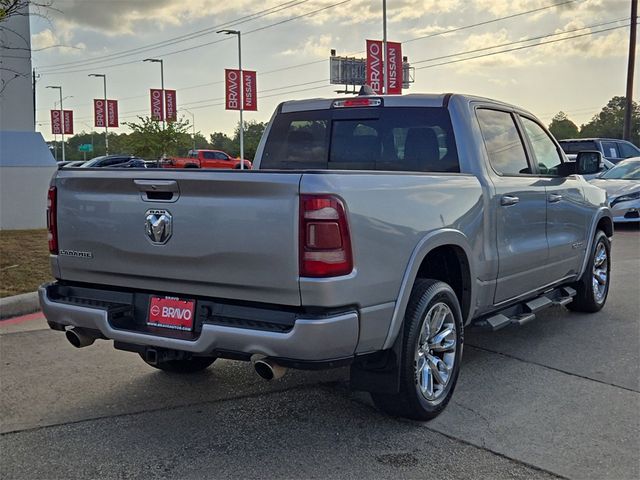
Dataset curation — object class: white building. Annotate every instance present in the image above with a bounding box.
[0,4,56,230]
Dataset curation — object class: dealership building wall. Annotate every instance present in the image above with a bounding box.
[0,6,56,230]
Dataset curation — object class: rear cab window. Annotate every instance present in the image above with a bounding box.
[476,108,531,176]
[261,106,459,172]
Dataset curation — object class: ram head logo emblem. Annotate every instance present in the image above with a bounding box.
[145,209,172,244]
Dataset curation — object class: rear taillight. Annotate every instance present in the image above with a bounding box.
[47,186,58,254]
[299,194,353,277]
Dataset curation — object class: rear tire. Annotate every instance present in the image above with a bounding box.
[139,354,216,373]
[372,279,464,420]
[567,230,611,313]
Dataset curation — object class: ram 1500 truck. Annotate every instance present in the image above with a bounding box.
[40,93,612,420]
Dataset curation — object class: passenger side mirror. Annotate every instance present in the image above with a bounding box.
[576,150,602,175]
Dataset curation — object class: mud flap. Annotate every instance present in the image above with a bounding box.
[349,331,403,394]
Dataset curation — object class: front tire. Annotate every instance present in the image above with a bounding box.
[372,279,464,420]
[567,230,611,313]
[139,354,216,374]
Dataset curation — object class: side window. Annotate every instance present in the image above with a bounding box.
[214,152,229,160]
[601,141,619,159]
[202,151,217,160]
[617,141,639,159]
[520,117,563,175]
[477,109,530,175]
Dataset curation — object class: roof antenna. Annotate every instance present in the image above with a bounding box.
[358,84,375,96]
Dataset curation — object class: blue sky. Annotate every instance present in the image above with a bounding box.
[32,0,633,141]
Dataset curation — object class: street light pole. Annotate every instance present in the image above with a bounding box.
[382,0,388,94]
[143,58,165,130]
[217,29,244,169]
[623,0,637,141]
[47,85,65,162]
[182,108,196,151]
[88,73,109,154]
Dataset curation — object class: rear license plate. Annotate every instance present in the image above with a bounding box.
[147,296,196,331]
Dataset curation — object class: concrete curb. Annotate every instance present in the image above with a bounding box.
[0,291,40,320]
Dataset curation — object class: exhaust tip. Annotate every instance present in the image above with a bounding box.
[253,358,287,381]
[254,360,275,380]
[65,328,95,348]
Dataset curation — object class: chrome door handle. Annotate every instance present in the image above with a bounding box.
[548,193,563,203]
[501,195,520,206]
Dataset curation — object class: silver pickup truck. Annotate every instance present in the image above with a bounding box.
[40,93,612,420]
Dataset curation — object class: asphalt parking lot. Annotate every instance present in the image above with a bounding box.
[1,226,638,480]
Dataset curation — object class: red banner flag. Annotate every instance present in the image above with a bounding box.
[94,99,106,128]
[150,88,164,121]
[164,89,177,122]
[366,39,383,94]
[63,110,73,135]
[225,69,241,110]
[107,99,119,127]
[242,70,257,111]
[386,42,402,95]
[50,110,62,134]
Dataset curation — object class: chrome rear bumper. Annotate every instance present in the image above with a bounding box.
[39,284,359,361]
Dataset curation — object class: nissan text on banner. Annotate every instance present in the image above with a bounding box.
[50,110,62,134]
[366,39,383,94]
[164,90,177,122]
[386,42,402,95]
[94,99,106,127]
[242,71,257,111]
[150,88,164,121]
[107,100,119,128]
[225,69,241,110]
[63,110,73,135]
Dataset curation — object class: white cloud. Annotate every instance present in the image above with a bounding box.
[31,27,85,54]
[281,34,335,58]
[48,0,336,35]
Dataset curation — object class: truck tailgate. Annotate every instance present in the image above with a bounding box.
[54,170,302,306]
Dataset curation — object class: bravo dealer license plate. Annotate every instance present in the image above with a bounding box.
[147,296,195,331]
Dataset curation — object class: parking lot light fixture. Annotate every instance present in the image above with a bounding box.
[46,85,65,162]
[217,29,244,169]
[88,73,109,154]
[143,58,165,130]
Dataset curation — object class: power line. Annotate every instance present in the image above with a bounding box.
[38,1,351,75]
[403,0,578,44]
[415,23,631,70]
[40,79,333,124]
[412,18,628,66]
[36,1,308,70]
[35,0,578,104]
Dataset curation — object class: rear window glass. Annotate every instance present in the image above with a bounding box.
[261,107,459,172]
[558,140,597,154]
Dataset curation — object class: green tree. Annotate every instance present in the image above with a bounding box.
[232,120,267,160]
[548,111,579,140]
[123,116,193,159]
[209,131,234,153]
[579,96,640,146]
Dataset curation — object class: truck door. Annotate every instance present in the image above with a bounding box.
[476,108,550,304]
[518,116,587,281]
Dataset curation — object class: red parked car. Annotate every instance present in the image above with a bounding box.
[162,149,251,169]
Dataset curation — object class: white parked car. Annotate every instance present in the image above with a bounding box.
[589,158,640,223]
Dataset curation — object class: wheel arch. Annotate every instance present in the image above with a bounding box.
[382,229,476,349]
[577,208,614,279]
